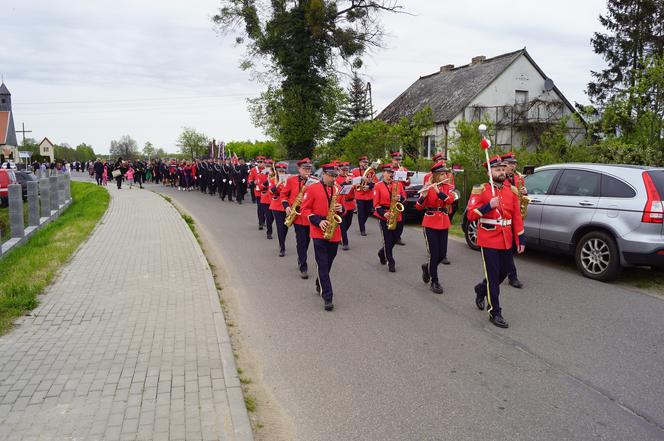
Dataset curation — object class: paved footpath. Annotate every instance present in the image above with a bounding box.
[0,185,252,441]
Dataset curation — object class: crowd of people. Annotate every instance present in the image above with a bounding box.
[94,151,527,328]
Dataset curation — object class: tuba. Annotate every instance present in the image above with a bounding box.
[387,180,405,231]
[323,185,343,240]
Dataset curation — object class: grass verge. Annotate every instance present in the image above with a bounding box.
[0,182,110,334]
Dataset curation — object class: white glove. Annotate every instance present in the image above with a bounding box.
[212,179,215,182]
[223,179,227,183]
[242,179,246,183]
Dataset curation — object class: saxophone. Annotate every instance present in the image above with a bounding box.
[387,181,405,231]
[323,185,343,240]
[284,176,318,228]
[516,171,529,219]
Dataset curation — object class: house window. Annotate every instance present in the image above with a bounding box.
[1,98,5,103]
[515,90,528,104]
[421,135,436,159]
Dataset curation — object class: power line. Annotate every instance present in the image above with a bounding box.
[14,93,259,106]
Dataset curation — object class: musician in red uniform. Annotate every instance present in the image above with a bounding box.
[351,156,377,236]
[249,156,267,229]
[373,164,407,272]
[281,158,315,279]
[466,155,525,329]
[335,162,356,250]
[415,161,457,294]
[423,152,457,245]
[501,152,526,289]
[301,163,345,311]
[268,162,289,254]
[390,151,409,246]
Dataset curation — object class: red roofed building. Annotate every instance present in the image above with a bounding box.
[0,82,18,160]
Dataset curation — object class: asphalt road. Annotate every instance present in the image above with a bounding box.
[144,181,664,441]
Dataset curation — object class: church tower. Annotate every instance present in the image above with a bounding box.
[0,82,12,112]
[0,82,18,159]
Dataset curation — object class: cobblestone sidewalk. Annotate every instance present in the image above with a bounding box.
[0,185,252,441]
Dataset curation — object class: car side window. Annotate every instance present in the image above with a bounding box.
[524,169,558,195]
[553,170,600,197]
[600,174,636,198]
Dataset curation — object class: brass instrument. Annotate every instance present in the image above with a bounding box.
[516,171,529,219]
[284,176,317,228]
[323,185,343,240]
[355,160,381,191]
[417,177,450,195]
[387,180,405,231]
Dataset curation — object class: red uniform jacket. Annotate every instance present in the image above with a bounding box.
[248,166,265,196]
[257,173,271,204]
[507,173,524,191]
[301,182,343,242]
[336,175,356,211]
[415,183,456,230]
[466,183,525,250]
[269,179,286,212]
[280,175,310,226]
[191,164,197,181]
[351,167,378,201]
[373,181,407,223]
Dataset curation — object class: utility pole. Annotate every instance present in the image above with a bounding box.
[16,122,32,146]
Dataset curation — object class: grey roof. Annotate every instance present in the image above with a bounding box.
[0,82,9,95]
[376,49,526,124]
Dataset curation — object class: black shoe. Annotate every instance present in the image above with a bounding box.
[360,231,367,237]
[441,257,450,265]
[421,264,430,284]
[324,300,334,311]
[474,285,485,311]
[388,264,396,273]
[490,315,509,328]
[342,244,349,251]
[378,251,386,265]
[396,239,405,246]
[509,278,524,289]
[430,281,443,294]
[267,234,273,240]
[300,271,309,280]
[279,249,285,257]
[259,225,264,230]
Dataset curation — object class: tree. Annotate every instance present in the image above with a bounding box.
[110,135,139,160]
[177,128,209,160]
[143,141,155,158]
[588,0,664,106]
[334,71,371,140]
[213,0,404,158]
[155,148,167,158]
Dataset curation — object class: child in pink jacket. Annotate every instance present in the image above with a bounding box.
[102,165,108,186]
[126,167,135,189]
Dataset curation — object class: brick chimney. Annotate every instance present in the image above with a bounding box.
[471,55,486,65]
[439,64,454,73]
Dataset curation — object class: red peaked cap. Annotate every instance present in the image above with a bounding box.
[338,161,350,168]
[256,155,266,160]
[432,152,445,161]
[501,152,517,163]
[482,155,505,168]
[358,156,369,161]
[382,164,394,172]
[321,163,338,173]
[275,162,288,169]
[390,152,403,159]
[430,161,450,173]
[296,157,312,166]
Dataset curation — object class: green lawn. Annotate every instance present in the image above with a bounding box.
[0,202,29,243]
[0,182,109,334]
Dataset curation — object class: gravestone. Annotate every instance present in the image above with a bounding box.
[40,178,51,219]
[27,180,39,226]
[9,184,24,238]
[49,176,58,212]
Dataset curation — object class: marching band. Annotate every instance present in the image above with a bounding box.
[143,149,526,327]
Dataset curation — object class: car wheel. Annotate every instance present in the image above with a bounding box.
[465,220,480,251]
[575,231,622,282]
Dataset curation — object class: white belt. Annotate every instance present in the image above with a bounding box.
[479,218,511,226]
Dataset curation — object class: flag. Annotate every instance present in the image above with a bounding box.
[232,151,238,165]
[480,137,491,150]
[219,141,225,160]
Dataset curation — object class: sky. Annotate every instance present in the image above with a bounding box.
[1,0,608,155]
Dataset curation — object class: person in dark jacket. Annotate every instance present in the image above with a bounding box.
[114,158,126,189]
[94,159,104,185]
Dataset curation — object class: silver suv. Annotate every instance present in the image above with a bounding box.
[463,164,664,281]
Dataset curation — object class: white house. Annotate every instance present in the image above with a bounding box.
[376,48,585,158]
[39,137,55,162]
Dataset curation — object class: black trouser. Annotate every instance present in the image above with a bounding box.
[378,219,399,266]
[200,177,207,193]
[507,246,518,281]
[272,210,288,251]
[396,219,405,243]
[313,238,339,302]
[340,211,354,246]
[251,190,257,203]
[257,201,266,227]
[236,182,246,202]
[423,227,449,284]
[356,199,373,233]
[476,248,512,318]
[263,204,273,236]
[220,182,233,201]
[209,178,216,195]
[135,173,143,188]
[95,174,102,185]
[294,224,310,272]
[115,176,122,189]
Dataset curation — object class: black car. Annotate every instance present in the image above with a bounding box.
[15,171,39,201]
